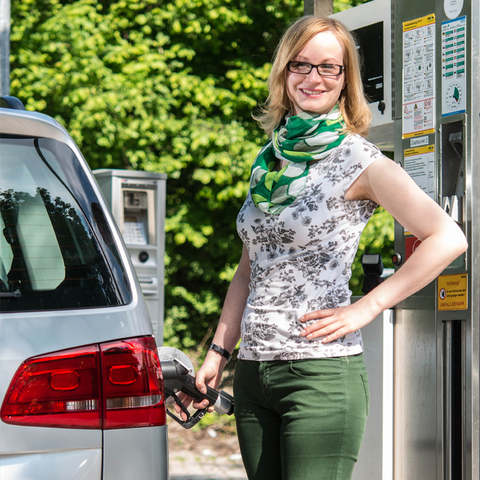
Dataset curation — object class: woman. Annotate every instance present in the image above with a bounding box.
[189,16,467,480]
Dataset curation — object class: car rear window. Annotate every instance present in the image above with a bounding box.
[0,135,132,312]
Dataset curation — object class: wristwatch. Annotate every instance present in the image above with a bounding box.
[209,343,232,362]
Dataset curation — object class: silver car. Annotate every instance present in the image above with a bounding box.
[0,97,168,480]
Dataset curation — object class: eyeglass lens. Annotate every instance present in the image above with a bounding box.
[288,62,343,76]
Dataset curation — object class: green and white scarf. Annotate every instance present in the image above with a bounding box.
[249,107,347,214]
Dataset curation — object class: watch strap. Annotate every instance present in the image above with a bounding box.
[209,343,232,362]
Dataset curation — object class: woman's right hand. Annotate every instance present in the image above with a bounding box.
[192,353,227,410]
[172,353,227,418]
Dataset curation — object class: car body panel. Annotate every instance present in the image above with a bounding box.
[0,424,101,456]
[0,106,168,479]
[1,449,102,480]
[103,426,169,480]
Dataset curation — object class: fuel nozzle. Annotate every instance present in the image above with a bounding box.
[158,347,234,429]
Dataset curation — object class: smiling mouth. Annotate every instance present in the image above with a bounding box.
[301,89,323,96]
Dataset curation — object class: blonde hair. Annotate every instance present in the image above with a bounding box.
[254,16,372,138]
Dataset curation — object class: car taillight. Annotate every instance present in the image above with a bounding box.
[0,336,165,429]
[101,337,165,429]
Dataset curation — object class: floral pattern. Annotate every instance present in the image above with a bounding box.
[236,134,383,361]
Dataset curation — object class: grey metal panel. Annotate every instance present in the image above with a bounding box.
[394,304,437,480]
[0,424,101,456]
[466,2,480,479]
[353,309,394,480]
[103,426,168,480]
[0,109,72,143]
[0,449,102,480]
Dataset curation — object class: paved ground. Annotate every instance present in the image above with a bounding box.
[167,417,248,480]
[169,449,247,480]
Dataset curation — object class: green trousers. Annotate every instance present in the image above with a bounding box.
[233,354,369,480]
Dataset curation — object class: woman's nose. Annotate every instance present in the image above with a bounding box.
[305,67,324,81]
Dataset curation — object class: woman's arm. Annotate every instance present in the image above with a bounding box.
[299,156,468,343]
[192,244,251,402]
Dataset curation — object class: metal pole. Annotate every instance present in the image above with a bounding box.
[0,0,11,96]
[444,321,454,479]
[304,0,334,17]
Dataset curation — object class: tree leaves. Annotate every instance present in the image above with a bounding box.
[10,0,386,349]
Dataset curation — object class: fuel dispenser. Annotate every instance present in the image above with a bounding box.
[93,169,167,344]
[326,0,480,477]
[390,1,479,478]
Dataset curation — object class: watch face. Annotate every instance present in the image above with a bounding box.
[445,82,462,111]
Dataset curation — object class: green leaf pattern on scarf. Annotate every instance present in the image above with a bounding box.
[249,107,347,214]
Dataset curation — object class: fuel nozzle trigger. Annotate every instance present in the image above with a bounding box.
[162,358,208,429]
[158,347,234,430]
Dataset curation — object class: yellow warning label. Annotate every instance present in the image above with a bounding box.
[403,128,436,139]
[404,145,435,157]
[403,14,436,32]
[438,274,468,311]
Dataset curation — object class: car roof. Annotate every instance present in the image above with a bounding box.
[0,107,75,147]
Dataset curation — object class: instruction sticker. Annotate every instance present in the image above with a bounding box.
[404,144,435,199]
[441,16,467,116]
[438,273,468,311]
[402,14,436,138]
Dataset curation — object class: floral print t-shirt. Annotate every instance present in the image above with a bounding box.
[236,134,384,361]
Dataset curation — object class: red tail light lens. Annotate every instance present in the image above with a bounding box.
[101,337,165,429]
[0,346,101,428]
[0,336,165,429]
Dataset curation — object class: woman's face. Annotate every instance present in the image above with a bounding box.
[286,31,345,116]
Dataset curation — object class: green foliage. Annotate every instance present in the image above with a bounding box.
[10,0,388,350]
[333,0,371,11]
[350,207,395,295]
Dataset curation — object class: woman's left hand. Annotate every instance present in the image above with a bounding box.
[299,302,375,343]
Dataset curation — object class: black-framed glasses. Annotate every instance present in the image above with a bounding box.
[287,61,344,77]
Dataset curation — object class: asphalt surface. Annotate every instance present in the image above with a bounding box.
[169,449,247,480]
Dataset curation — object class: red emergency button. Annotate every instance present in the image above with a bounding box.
[392,253,402,266]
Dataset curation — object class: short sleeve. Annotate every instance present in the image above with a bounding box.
[338,134,385,193]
